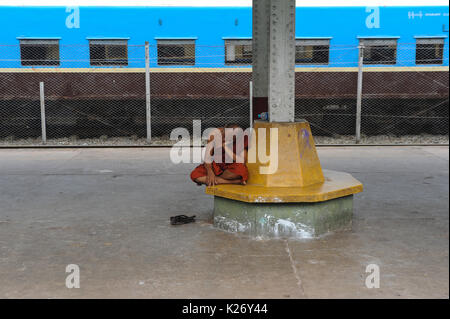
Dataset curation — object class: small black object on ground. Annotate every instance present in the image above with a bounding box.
[170,215,196,225]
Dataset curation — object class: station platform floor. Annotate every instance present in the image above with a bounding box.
[0,146,448,298]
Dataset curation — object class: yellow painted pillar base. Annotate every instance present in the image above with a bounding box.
[206,121,363,203]
[247,121,325,188]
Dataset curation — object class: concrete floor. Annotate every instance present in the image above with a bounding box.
[0,146,448,299]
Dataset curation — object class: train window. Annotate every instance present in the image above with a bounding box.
[416,38,445,65]
[225,40,252,65]
[295,39,330,64]
[157,40,195,66]
[360,39,397,65]
[89,39,128,66]
[20,39,60,66]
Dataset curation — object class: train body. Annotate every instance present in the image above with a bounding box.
[0,2,448,138]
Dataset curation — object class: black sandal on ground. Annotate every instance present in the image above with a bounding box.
[170,215,196,225]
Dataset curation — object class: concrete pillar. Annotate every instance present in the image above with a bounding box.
[252,0,270,120]
[252,0,296,122]
[268,0,296,122]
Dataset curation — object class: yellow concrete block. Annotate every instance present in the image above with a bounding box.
[206,169,363,203]
[246,121,324,188]
[204,121,363,203]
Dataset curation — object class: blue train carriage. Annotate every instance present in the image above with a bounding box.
[0,1,448,138]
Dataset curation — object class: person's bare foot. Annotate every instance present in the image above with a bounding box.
[213,176,242,185]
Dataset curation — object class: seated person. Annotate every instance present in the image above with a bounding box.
[190,124,249,186]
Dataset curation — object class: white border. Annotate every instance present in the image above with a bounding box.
[0,0,448,7]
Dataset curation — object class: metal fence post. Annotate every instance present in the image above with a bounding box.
[249,81,253,129]
[355,45,364,144]
[39,82,47,145]
[145,41,151,143]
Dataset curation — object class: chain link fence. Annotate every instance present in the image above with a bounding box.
[360,43,449,143]
[0,42,448,146]
[0,43,147,145]
[149,43,251,142]
[295,45,360,142]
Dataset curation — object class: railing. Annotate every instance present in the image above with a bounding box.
[0,43,448,146]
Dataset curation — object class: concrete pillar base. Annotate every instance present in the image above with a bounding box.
[213,195,354,239]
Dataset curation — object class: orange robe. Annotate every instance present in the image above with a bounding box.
[190,162,249,182]
[190,135,249,182]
